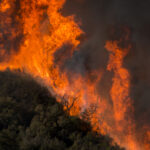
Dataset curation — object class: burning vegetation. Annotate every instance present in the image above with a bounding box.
[0,70,123,150]
[0,0,150,149]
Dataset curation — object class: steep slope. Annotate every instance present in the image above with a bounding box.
[0,70,123,150]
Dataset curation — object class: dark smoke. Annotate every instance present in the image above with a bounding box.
[62,0,150,139]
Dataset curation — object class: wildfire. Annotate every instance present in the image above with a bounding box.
[0,0,149,150]
[105,40,139,150]
[0,0,10,12]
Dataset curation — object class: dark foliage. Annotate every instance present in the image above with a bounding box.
[0,70,123,150]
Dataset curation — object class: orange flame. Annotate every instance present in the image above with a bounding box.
[0,0,10,12]
[144,131,150,150]
[105,41,139,150]
[0,0,149,150]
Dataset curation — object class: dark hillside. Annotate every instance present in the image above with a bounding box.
[0,70,123,150]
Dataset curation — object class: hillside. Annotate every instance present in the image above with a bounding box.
[0,70,123,150]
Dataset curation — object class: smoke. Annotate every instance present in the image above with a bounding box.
[62,0,150,141]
